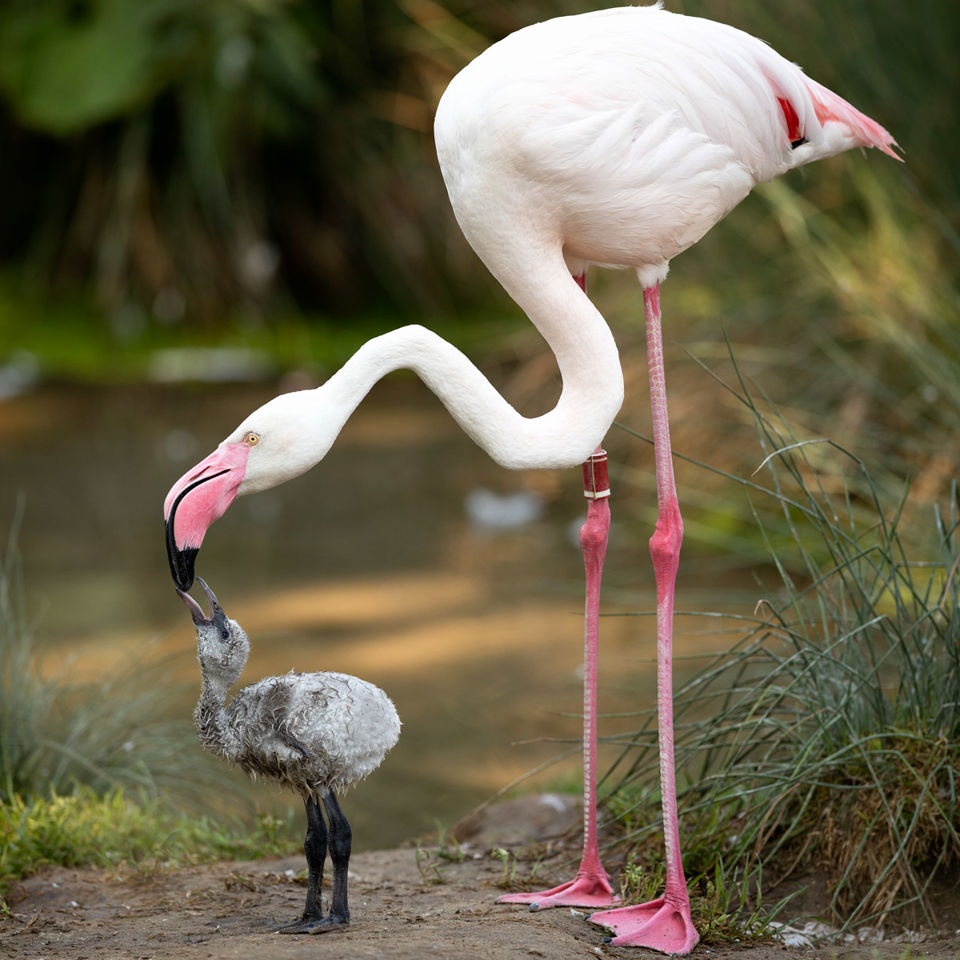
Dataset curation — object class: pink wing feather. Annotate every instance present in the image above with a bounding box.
[801,76,901,159]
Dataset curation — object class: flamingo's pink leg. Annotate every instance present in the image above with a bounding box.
[499,448,620,910]
[588,285,698,953]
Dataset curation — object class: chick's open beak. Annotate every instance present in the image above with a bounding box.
[176,585,211,626]
[176,578,230,634]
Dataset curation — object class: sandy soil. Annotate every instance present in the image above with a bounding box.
[2,797,958,960]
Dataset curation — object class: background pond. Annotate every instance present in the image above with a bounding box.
[0,374,747,850]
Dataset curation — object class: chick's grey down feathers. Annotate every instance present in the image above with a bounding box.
[195,670,401,798]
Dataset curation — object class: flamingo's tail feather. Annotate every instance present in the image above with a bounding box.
[803,76,901,160]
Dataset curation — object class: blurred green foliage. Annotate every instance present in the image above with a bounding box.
[0,0,951,324]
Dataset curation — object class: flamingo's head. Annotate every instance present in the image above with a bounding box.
[164,389,338,590]
[177,577,248,687]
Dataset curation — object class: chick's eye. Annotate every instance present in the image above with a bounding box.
[220,629,230,640]
[243,432,260,446]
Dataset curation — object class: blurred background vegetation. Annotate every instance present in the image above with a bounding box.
[1,0,958,934]
[0,0,953,317]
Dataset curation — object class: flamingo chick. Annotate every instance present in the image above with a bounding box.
[177,578,401,934]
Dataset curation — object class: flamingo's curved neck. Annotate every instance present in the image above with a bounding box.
[322,264,623,470]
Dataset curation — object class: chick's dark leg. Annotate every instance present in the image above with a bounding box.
[278,795,327,933]
[308,789,352,932]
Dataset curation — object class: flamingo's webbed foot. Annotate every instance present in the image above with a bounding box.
[499,872,621,910]
[306,913,349,934]
[588,895,699,954]
[276,913,321,934]
[276,912,349,935]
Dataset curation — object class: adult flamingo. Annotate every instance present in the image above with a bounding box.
[164,4,897,952]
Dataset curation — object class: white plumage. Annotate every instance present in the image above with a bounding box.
[178,578,400,934]
[435,3,897,292]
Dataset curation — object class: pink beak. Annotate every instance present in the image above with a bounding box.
[163,442,250,590]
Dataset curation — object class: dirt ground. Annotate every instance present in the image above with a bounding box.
[2,797,958,960]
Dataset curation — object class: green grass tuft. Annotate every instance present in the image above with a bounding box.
[0,787,296,908]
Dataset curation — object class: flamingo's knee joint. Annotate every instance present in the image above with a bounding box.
[648,504,683,572]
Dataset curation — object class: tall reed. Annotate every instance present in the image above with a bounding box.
[603,369,959,931]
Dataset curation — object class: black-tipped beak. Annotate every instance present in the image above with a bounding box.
[166,517,198,592]
[163,467,232,591]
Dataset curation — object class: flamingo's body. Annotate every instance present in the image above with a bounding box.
[435,3,895,293]
[179,579,400,933]
[164,4,896,953]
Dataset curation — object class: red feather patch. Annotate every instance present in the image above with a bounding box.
[777,97,803,143]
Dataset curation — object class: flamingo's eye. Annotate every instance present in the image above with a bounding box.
[243,432,260,446]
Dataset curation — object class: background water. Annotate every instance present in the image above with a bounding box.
[0,375,745,850]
